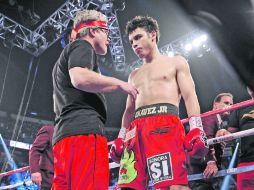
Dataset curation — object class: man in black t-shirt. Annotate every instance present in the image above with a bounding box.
[51,10,138,190]
[216,87,254,190]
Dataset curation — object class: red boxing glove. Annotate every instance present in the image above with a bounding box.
[184,116,209,159]
[109,138,124,164]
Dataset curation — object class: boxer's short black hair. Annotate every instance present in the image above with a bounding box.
[126,16,160,43]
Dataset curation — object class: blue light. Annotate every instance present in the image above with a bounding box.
[30,112,38,116]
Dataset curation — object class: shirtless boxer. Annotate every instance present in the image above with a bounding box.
[110,16,208,190]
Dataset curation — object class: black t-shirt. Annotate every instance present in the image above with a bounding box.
[52,40,107,145]
[229,105,254,162]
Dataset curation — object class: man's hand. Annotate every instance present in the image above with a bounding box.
[119,82,138,100]
[216,129,231,150]
[184,128,209,158]
[216,129,231,137]
[203,161,218,178]
[184,116,209,158]
[109,138,124,164]
[31,172,42,186]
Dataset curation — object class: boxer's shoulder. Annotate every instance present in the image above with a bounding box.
[129,68,140,80]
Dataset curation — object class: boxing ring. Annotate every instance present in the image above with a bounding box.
[0,99,254,189]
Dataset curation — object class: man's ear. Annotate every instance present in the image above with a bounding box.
[89,28,96,38]
[151,30,157,41]
[213,102,218,110]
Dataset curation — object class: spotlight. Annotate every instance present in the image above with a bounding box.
[167,51,174,57]
[200,34,208,42]
[184,43,192,51]
[192,38,201,47]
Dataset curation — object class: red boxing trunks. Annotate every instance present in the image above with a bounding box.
[116,103,188,190]
[237,161,254,190]
[52,134,109,190]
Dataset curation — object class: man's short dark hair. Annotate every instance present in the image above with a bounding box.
[213,93,233,103]
[125,16,160,43]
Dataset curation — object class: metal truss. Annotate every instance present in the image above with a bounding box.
[0,13,40,54]
[0,0,125,70]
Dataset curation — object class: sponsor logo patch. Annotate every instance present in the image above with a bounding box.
[147,152,173,185]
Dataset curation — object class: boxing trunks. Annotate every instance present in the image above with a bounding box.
[116,103,188,189]
[52,134,109,190]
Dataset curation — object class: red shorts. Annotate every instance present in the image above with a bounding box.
[237,161,254,190]
[51,134,109,190]
[117,103,188,189]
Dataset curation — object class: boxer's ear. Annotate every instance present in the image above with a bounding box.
[151,30,157,41]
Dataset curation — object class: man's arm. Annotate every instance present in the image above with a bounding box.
[176,56,200,116]
[202,120,222,177]
[69,67,138,99]
[175,56,208,158]
[120,71,137,136]
[110,74,136,163]
[29,126,50,186]
[121,95,136,134]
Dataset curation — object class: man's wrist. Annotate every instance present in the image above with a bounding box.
[118,127,127,139]
[189,116,203,131]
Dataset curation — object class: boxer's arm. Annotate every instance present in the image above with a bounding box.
[120,71,137,134]
[110,94,135,163]
[121,95,135,134]
[110,76,136,163]
[175,57,209,158]
[175,56,200,116]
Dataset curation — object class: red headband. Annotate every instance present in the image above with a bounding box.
[71,20,108,40]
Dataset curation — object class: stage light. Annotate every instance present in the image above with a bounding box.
[192,38,202,47]
[167,51,174,57]
[200,34,208,42]
[185,43,192,51]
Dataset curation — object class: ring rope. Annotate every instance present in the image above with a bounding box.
[188,164,254,181]
[181,99,254,124]
[0,166,29,177]
[1,100,254,188]
[108,126,254,161]
[109,162,254,181]
[107,99,254,145]
[1,165,254,189]
[207,127,254,145]
[0,180,32,190]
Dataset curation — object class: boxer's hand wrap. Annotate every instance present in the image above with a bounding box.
[184,116,209,159]
[110,138,124,164]
[109,127,126,163]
